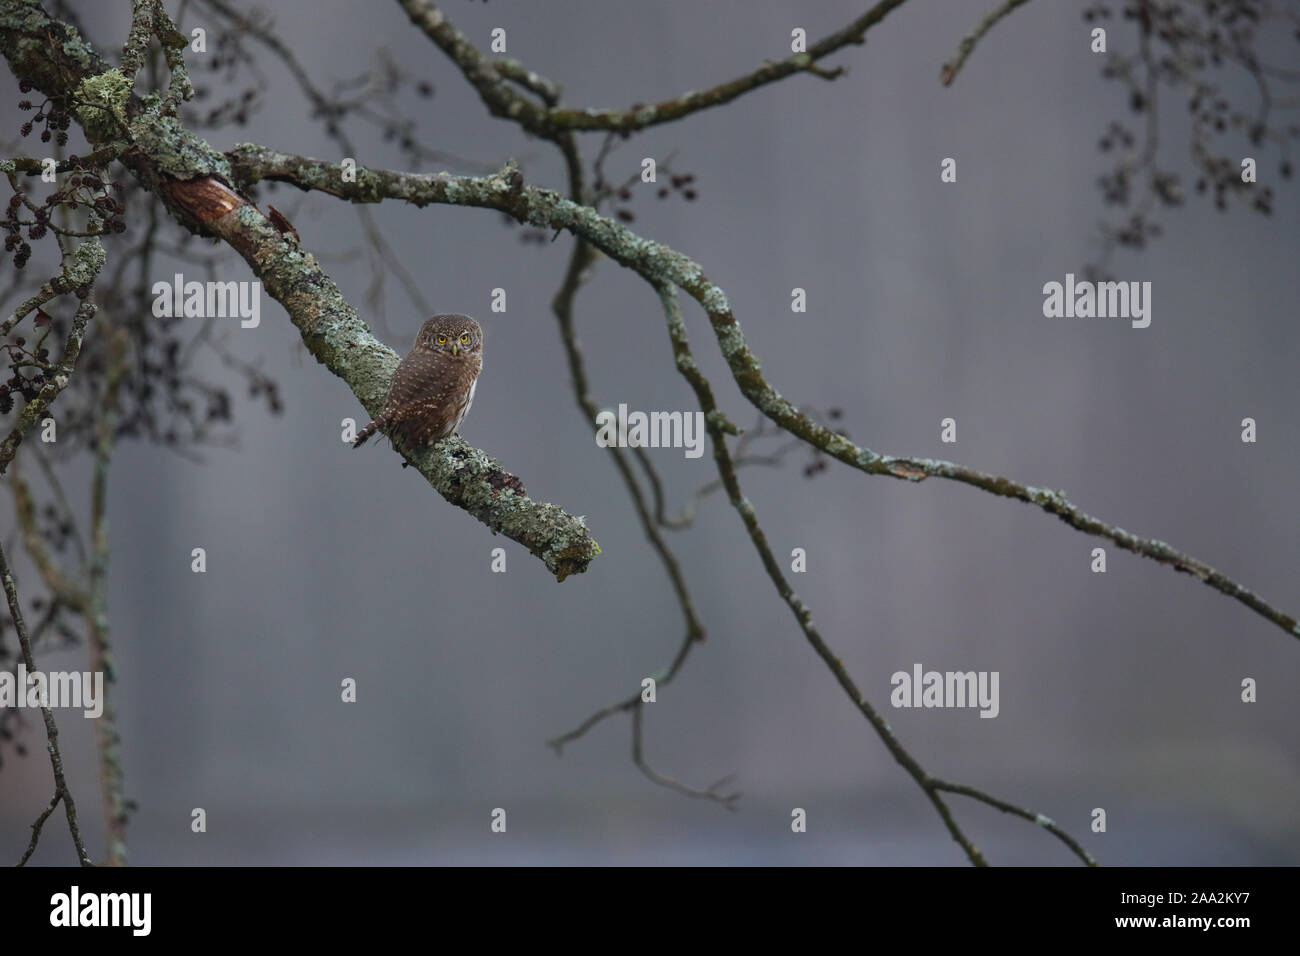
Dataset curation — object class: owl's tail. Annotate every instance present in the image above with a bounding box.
[352,418,384,448]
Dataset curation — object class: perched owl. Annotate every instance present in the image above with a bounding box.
[353,314,483,449]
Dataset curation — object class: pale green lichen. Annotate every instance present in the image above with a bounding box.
[72,68,132,143]
[701,286,730,314]
[705,410,736,435]
[68,237,106,285]
[130,112,231,180]
[714,323,746,360]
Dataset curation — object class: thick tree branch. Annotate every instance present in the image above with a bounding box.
[0,0,599,581]
[227,147,1299,641]
[169,177,598,579]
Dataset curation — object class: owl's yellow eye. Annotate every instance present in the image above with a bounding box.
[436,335,447,344]
[460,333,470,344]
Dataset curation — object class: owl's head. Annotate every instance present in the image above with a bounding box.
[417,313,483,357]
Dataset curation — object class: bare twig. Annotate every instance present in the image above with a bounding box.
[941,0,1032,87]
[655,283,1091,864]
[2,538,92,866]
[9,468,89,612]
[545,144,706,777]
[931,780,1097,865]
[631,703,740,809]
[86,327,130,865]
[396,0,908,134]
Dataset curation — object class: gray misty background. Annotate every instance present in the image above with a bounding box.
[2,0,1297,865]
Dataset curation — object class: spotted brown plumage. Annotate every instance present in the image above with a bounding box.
[353,314,483,450]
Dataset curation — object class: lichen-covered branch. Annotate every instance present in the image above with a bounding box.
[118,0,157,82]
[2,143,128,182]
[226,147,1299,640]
[0,220,104,338]
[0,241,103,475]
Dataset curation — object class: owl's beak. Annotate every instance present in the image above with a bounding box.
[451,343,459,356]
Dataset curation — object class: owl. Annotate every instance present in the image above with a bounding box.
[353,314,483,450]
